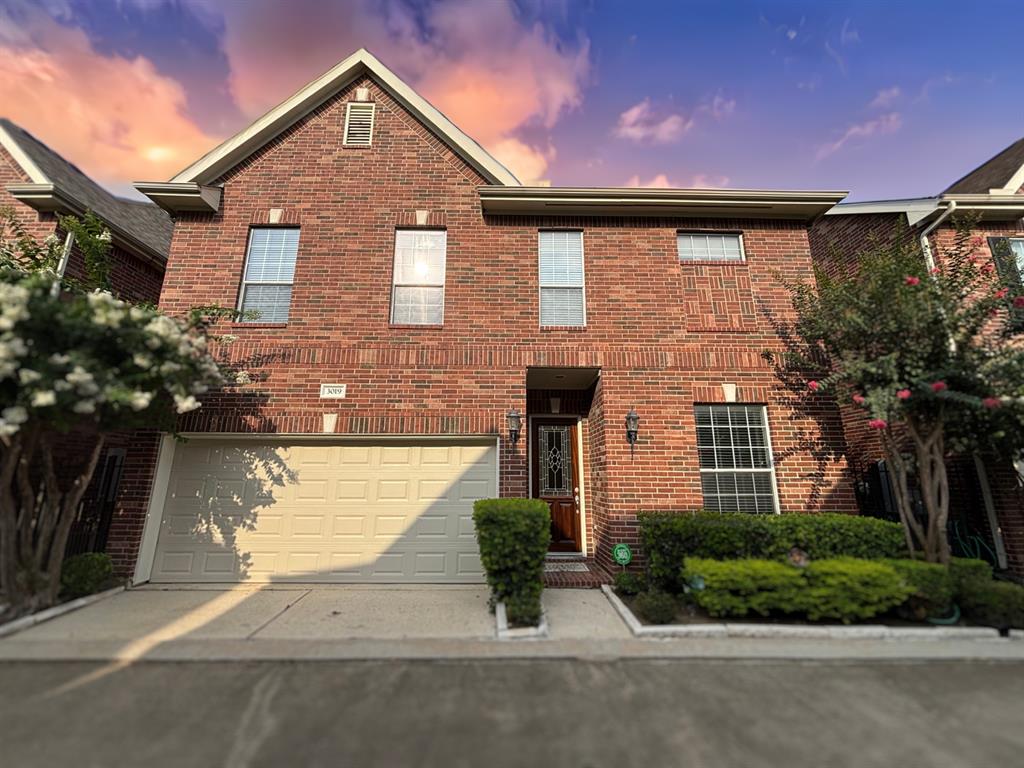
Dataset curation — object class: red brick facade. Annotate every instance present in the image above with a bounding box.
[809,208,1024,575]
[110,74,856,577]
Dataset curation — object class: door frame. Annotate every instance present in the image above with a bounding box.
[527,415,587,556]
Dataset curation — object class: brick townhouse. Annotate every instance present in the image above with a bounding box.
[810,137,1024,575]
[0,118,171,556]
[113,48,856,586]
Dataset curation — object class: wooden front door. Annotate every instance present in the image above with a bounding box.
[531,418,582,552]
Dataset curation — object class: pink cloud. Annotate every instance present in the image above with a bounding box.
[625,173,730,188]
[0,5,220,193]
[210,0,589,183]
[816,112,902,161]
[869,86,901,109]
[614,99,693,144]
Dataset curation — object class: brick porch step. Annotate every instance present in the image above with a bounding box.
[542,558,613,589]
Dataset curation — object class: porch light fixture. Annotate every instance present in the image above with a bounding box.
[506,409,522,444]
[625,408,640,452]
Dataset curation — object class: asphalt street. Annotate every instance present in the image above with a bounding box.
[2,658,1022,767]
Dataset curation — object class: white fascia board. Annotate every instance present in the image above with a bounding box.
[168,48,520,187]
[133,182,222,214]
[0,123,49,184]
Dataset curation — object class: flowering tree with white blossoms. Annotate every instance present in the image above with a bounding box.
[777,218,1024,566]
[0,214,236,618]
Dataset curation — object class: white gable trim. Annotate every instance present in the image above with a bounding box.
[0,123,49,184]
[167,48,520,187]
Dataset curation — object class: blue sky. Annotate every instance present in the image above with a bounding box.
[1,0,1021,200]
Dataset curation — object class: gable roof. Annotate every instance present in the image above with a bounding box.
[943,135,1024,195]
[0,118,172,262]
[138,48,519,213]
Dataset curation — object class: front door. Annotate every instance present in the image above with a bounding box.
[531,418,582,552]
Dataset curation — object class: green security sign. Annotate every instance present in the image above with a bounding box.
[612,543,632,566]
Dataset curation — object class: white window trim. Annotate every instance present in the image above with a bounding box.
[696,404,781,514]
[538,229,587,328]
[236,227,300,323]
[677,231,746,263]
[390,229,447,326]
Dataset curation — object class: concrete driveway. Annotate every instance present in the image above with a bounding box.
[0,584,631,661]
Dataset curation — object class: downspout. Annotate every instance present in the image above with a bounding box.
[50,230,75,297]
[918,199,956,271]
[919,199,1008,568]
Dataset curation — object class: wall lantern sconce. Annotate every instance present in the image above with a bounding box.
[625,408,640,453]
[507,409,522,444]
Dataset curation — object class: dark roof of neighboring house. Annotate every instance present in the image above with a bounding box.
[943,136,1024,195]
[0,118,172,258]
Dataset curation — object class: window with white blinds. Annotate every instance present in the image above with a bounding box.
[678,233,744,262]
[391,229,446,325]
[539,230,585,326]
[695,404,778,514]
[238,228,300,323]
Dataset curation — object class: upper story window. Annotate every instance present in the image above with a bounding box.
[695,404,778,514]
[391,229,446,325]
[539,230,585,327]
[678,232,745,262]
[343,102,375,146]
[1007,238,1024,278]
[238,228,300,323]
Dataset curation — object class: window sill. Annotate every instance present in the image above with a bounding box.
[678,260,747,265]
[540,325,587,332]
[388,324,445,330]
[231,322,288,329]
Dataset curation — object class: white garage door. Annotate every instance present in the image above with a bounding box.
[150,439,496,583]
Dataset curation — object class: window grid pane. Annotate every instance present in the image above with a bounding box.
[539,231,584,286]
[1010,239,1024,274]
[391,230,447,325]
[695,404,776,514]
[678,233,743,262]
[239,228,299,323]
[540,287,585,326]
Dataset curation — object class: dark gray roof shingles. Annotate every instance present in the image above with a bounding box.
[1,118,172,259]
[943,136,1024,195]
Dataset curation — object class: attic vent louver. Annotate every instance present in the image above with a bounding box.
[343,102,375,147]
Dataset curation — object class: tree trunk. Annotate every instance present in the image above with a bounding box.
[879,427,926,558]
[0,428,106,620]
[910,419,951,566]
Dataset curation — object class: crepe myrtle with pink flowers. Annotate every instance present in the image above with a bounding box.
[0,212,249,619]
[780,217,1024,566]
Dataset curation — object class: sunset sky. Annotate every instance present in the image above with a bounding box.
[1,0,1021,201]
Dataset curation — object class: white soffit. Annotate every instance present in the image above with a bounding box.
[167,48,520,187]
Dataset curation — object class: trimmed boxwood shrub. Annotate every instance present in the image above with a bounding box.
[801,558,913,622]
[959,580,1024,630]
[633,591,678,624]
[882,558,954,620]
[613,571,647,596]
[642,512,907,592]
[473,498,550,627]
[682,557,912,623]
[949,557,993,600]
[682,558,805,618]
[60,552,114,599]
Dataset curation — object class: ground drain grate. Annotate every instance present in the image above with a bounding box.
[544,562,589,573]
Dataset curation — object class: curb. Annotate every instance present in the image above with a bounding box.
[0,585,126,640]
[600,585,1003,641]
[495,601,549,640]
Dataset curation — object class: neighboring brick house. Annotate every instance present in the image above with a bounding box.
[0,117,172,557]
[810,137,1024,575]
[116,48,856,586]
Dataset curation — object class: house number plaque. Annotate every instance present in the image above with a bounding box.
[319,383,348,399]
